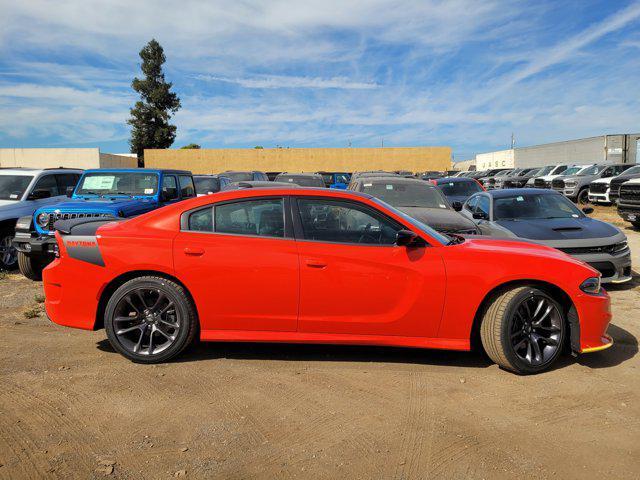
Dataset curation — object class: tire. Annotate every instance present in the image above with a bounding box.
[480,286,565,374]
[17,252,45,281]
[0,227,18,271]
[633,221,640,229]
[577,188,589,205]
[104,276,198,363]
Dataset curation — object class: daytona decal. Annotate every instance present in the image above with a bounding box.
[62,235,105,267]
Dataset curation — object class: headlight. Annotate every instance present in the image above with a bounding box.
[565,181,576,187]
[612,241,628,253]
[36,213,50,227]
[580,276,601,294]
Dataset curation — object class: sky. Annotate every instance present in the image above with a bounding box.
[1,0,640,160]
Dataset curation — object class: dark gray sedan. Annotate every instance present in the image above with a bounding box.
[349,176,479,235]
[460,188,632,283]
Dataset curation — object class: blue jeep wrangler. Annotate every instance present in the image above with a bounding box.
[13,168,195,280]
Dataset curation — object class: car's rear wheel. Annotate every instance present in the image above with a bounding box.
[480,286,565,374]
[104,276,198,363]
[0,227,18,271]
[17,252,45,280]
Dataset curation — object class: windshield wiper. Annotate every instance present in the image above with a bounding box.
[446,234,465,245]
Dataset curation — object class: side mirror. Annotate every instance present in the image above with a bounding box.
[472,211,488,220]
[65,186,74,197]
[582,207,594,214]
[452,201,462,211]
[396,229,421,247]
[29,189,51,200]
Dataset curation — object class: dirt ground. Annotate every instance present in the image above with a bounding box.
[1,206,639,480]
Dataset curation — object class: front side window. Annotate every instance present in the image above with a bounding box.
[32,174,60,197]
[162,175,179,200]
[179,175,196,198]
[476,196,490,217]
[56,173,80,195]
[0,175,33,200]
[215,198,284,237]
[76,172,159,196]
[297,198,401,245]
[360,182,449,209]
[465,196,479,212]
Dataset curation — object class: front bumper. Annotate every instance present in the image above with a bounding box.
[12,231,57,258]
[574,250,632,284]
[617,208,640,224]
[588,192,610,204]
[574,289,613,353]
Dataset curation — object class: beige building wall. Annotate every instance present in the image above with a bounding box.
[144,147,452,174]
[475,149,515,170]
[0,148,137,169]
[452,159,476,171]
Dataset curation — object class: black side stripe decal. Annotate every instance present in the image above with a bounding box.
[62,235,105,267]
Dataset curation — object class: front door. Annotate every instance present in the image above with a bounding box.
[173,197,299,332]
[294,197,446,338]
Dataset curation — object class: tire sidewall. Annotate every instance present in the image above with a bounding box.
[500,288,565,374]
[0,228,17,270]
[104,278,195,363]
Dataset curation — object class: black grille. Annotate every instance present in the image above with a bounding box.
[589,182,608,194]
[587,261,616,278]
[609,179,627,201]
[46,212,113,232]
[558,242,628,255]
[534,178,546,188]
[551,179,565,190]
[619,184,640,205]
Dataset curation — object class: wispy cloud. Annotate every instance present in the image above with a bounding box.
[195,74,378,90]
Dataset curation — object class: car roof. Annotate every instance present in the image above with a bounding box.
[83,168,191,174]
[358,176,434,186]
[277,172,323,178]
[484,188,559,198]
[0,167,83,175]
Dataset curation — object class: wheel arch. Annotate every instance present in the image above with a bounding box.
[95,270,200,330]
[0,218,18,231]
[469,279,579,353]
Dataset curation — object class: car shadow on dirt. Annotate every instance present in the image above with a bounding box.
[95,322,638,371]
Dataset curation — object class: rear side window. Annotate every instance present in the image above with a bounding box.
[189,207,213,231]
[162,175,179,200]
[179,175,196,198]
[56,173,80,195]
[215,198,284,238]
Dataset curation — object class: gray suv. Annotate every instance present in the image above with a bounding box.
[551,164,629,204]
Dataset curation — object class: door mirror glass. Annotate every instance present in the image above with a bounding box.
[29,189,51,200]
[451,201,462,211]
[395,229,421,247]
[472,211,487,220]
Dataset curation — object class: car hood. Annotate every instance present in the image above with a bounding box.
[40,197,157,216]
[557,174,597,182]
[397,206,477,232]
[494,217,620,240]
[0,200,27,220]
[590,177,612,185]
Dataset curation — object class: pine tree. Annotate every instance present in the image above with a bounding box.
[128,39,181,164]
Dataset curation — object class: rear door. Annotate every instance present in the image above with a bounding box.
[173,196,299,332]
[293,196,446,338]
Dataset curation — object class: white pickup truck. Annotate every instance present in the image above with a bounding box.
[0,168,82,270]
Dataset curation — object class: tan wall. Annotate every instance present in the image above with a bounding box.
[144,147,451,174]
[475,149,515,170]
[0,148,101,169]
[452,159,476,171]
[0,148,138,169]
[98,153,139,169]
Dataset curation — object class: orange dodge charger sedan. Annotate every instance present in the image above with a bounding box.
[43,187,612,374]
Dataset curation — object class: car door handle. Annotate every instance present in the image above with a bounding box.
[304,258,327,268]
[184,247,205,256]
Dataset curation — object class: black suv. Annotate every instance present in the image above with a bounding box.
[609,165,640,204]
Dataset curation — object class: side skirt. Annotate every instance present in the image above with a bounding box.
[200,330,470,351]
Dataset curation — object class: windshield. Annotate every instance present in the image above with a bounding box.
[624,166,640,175]
[580,165,605,175]
[494,193,583,220]
[0,175,33,201]
[224,172,253,182]
[362,182,450,208]
[194,177,220,194]
[276,175,325,187]
[535,166,554,176]
[370,197,451,245]
[562,166,588,176]
[495,170,512,177]
[438,180,483,197]
[76,172,159,196]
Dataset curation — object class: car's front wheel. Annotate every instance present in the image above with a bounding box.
[577,188,589,205]
[480,286,565,374]
[17,252,45,280]
[104,276,198,363]
[0,227,18,271]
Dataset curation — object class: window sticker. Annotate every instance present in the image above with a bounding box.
[439,204,447,208]
[144,188,154,194]
[83,176,115,190]
[386,184,394,190]
[10,193,18,199]
[364,183,372,187]
[516,196,524,202]
[572,214,579,217]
